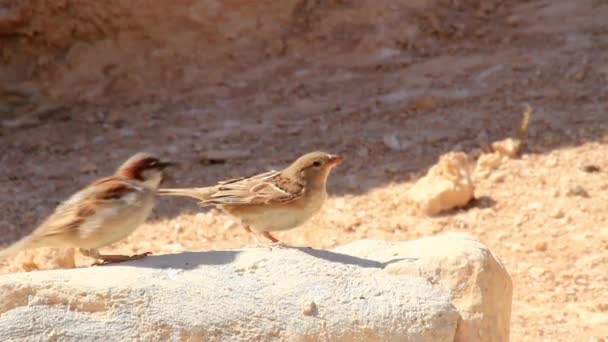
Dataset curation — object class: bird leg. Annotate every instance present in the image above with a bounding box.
[242,226,288,249]
[262,231,289,249]
[80,248,151,265]
[243,226,265,248]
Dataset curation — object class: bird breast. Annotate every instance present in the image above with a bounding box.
[226,189,327,232]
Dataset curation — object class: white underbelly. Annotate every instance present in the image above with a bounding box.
[235,193,326,232]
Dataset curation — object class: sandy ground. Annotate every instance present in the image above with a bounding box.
[1,0,607,340]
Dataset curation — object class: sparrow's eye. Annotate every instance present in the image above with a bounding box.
[312,161,322,167]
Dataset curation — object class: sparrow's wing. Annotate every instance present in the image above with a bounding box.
[33,177,143,239]
[203,170,304,206]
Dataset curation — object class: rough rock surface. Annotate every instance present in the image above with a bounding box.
[408,152,476,215]
[339,233,513,342]
[0,234,510,342]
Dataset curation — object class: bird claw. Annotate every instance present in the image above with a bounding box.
[267,241,291,250]
[93,252,151,266]
[245,241,290,250]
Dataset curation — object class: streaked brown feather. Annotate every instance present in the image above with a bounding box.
[201,170,304,206]
[34,177,140,238]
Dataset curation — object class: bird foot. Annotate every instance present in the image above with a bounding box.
[93,252,151,266]
[245,241,290,250]
[267,241,289,250]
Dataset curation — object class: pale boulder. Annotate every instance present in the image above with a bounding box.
[0,234,511,342]
[408,152,475,215]
[338,233,513,342]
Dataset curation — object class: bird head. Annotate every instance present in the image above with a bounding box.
[286,151,343,187]
[116,152,173,188]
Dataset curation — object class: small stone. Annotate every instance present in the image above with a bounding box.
[302,300,318,316]
[550,208,565,219]
[476,152,503,171]
[414,97,436,110]
[489,172,505,183]
[408,152,475,215]
[567,185,590,198]
[534,241,548,252]
[491,138,521,158]
[581,164,601,173]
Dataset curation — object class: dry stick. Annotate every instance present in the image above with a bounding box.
[514,104,532,156]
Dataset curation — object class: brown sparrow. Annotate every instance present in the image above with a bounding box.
[158,151,343,246]
[0,152,172,264]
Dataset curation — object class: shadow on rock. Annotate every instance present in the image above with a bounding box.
[107,247,414,270]
[294,247,414,269]
[112,250,241,270]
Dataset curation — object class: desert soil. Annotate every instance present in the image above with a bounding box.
[1,0,607,341]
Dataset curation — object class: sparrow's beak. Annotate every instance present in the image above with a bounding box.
[328,154,344,166]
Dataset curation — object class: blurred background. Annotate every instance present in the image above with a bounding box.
[0,0,606,340]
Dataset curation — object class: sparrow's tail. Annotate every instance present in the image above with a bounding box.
[157,187,215,201]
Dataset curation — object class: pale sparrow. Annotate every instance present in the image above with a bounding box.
[158,151,343,246]
[0,152,173,264]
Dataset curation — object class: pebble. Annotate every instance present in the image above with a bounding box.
[580,164,601,173]
[490,172,505,183]
[302,300,318,316]
[414,97,436,110]
[550,208,565,219]
[535,241,548,252]
[567,185,590,198]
